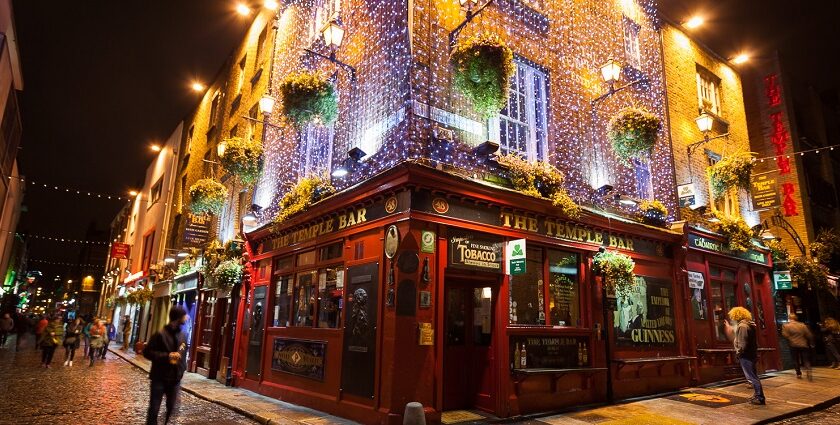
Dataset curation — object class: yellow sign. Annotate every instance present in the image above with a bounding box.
[418,322,434,346]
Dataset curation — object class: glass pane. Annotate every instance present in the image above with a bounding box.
[724,284,736,315]
[319,241,344,262]
[722,268,737,282]
[509,247,545,325]
[712,282,727,341]
[273,275,293,327]
[473,287,492,346]
[273,256,294,273]
[297,250,316,267]
[446,288,466,345]
[293,271,316,326]
[548,250,580,327]
[317,266,344,328]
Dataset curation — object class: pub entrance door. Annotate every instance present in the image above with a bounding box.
[443,279,497,413]
[245,285,266,381]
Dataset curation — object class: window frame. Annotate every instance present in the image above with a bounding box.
[696,67,722,116]
[489,57,549,162]
[622,15,642,70]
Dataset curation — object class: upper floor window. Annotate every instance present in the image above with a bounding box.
[149,177,163,207]
[209,90,221,130]
[491,59,548,162]
[237,55,247,95]
[622,16,641,69]
[298,123,335,179]
[697,67,721,116]
[255,25,269,72]
[309,0,341,45]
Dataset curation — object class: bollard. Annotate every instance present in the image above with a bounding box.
[403,402,426,425]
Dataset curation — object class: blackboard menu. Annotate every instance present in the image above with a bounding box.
[509,335,590,371]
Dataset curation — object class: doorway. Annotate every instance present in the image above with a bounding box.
[443,280,497,413]
[245,285,266,381]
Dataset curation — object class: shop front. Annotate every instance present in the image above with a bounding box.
[194,282,231,380]
[172,271,199,369]
[683,227,780,383]
[238,164,713,424]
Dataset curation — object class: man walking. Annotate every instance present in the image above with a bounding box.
[782,313,814,380]
[122,314,132,351]
[0,313,13,347]
[729,306,765,405]
[144,306,188,425]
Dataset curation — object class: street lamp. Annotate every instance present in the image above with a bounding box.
[322,18,345,48]
[599,59,623,87]
[258,95,276,115]
[236,3,251,16]
[684,16,704,29]
[264,0,279,10]
[191,82,206,92]
[695,112,714,134]
[217,139,227,158]
[150,144,162,152]
[732,54,749,65]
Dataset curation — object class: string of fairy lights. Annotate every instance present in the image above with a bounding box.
[753,143,840,163]
[11,232,111,245]
[29,259,104,269]
[6,174,135,201]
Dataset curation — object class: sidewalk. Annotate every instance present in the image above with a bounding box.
[107,344,357,425]
[536,368,840,425]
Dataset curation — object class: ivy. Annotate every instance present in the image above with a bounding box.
[278,72,338,127]
[764,238,790,268]
[189,178,228,216]
[607,107,661,165]
[810,229,840,264]
[220,137,264,186]
[496,153,580,219]
[789,256,828,290]
[276,175,335,223]
[450,32,515,118]
[592,250,637,296]
[706,152,754,199]
[714,213,753,253]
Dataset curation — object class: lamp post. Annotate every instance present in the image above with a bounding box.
[304,18,357,81]
[449,0,496,48]
[685,112,730,183]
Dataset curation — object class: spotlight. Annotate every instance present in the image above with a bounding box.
[684,16,704,29]
[595,184,614,197]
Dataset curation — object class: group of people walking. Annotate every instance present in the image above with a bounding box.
[0,311,116,367]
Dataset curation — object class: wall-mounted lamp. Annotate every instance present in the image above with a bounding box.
[332,147,367,178]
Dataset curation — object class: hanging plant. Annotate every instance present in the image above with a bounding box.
[177,259,194,276]
[220,137,264,186]
[450,32,515,118]
[607,107,662,165]
[764,239,790,268]
[706,151,754,199]
[638,199,668,226]
[125,291,139,305]
[810,229,840,264]
[189,178,228,216]
[213,259,244,289]
[278,72,338,127]
[714,213,753,253]
[496,153,581,219]
[134,288,154,304]
[592,250,637,296]
[276,174,336,223]
[789,256,828,290]
[105,296,115,309]
[115,295,127,307]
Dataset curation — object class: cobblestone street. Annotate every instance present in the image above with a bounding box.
[0,335,255,425]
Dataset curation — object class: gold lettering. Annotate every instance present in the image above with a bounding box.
[576,227,587,242]
[514,214,526,230]
[338,215,347,229]
[501,212,513,228]
[347,212,357,227]
[357,208,367,224]
[626,239,634,251]
[594,233,604,244]
[527,217,538,232]
[325,219,334,233]
[545,221,556,236]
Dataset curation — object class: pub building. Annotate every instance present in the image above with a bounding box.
[234,162,781,424]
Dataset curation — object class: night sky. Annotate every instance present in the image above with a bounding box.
[10,1,839,279]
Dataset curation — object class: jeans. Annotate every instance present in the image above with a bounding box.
[41,345,56,365]
[146,380,180,425]
[740,357,765,402]
[790,346,811,375]
[64,346,77,361]
[824,337,840,365]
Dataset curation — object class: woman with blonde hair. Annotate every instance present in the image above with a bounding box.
[729,306,765,405]
[819,317,840,368]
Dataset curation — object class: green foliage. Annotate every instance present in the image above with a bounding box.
[607,107,662,165]
[810,229,840,264]
[125,291,139,305]
[592,250,637,296]
[105,296,115,309]
[714,213,753,253]
[278,72,338,127]
[220,137,264,186]
[133,288,154,304]
[177,259,194,276]
[213,259,243,289]
[790,256,828,290]
[189,178,228,216]
[765,238,790,267]
[115,295,127,307]
[638,199,668,225]
[276,175,335,223]
[706,152,754,199]
[450,32,515,118]
[496,153,581,219]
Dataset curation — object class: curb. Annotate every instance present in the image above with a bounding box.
[753,394,840,425]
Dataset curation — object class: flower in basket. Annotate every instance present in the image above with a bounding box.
[276,174,335,223]
[219,137,264,186]
[592,250,636,296]
[496,153,581,219]
[713,213,753,253]
[213,259,244,289]
[607,107,662,165]
[450,32,515,118]
[278,72,338,127]
[789,256,829,290]
[638,199,668,225]
[706,151,754,199]
[189,178,228,216]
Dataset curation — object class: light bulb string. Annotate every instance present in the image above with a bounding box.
[6,175,134,201]
[28,259,105,268]
[753,143,839,163]
[12,232,111,245]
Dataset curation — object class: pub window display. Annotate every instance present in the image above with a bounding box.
[271,246,346,329]
[317,266,344,328]
[509,247,581,327]
[510,248,545,325]
[613,276,676,346]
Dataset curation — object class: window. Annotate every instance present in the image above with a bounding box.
[298,122,335,178]
[255,25,269,71]
[247,104,259,142]
[709,266,738,342]
[317,266,344,328]
[271,246,344,329]
[623,16,641,69]
[309,0,341,44]
[293,270,317,326]
[510,247,545,325]
[184,125,195,155]
[229,124,239,140]
[633,158,652,200]
[697,68,721,115]
[208,90,221,130]
[548,250,580,327]
[200,294,216,346]
[492,59,548,162]
[237,55,247,95]
[149,177,163,207]
[178,174,187,213]
[705,151,739,215]
[141,231,155,273]
[273,274,293,327]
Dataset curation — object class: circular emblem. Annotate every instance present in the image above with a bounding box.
[421,231,435,248]
[384,225,400,259]
[385,196,398,214]
[432,197,449,214]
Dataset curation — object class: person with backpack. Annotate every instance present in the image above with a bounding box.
[87,318,107,366]
[39,315,64,368]
[63,317,84,366]
[82,318,93,358]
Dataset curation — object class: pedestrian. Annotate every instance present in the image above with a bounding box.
[63,317,83,367]
[121,314,132,351]
[82,318,93,358]
[144,306,188,425]
[88,319,107,366]
[0,313,13,347]
[100,319,112,359]
[782,313,814,379]
[729,306,765,405]
[39,315,64,368]
[34,315,48,351]
[818,318,840,369]
[14,312,29,351]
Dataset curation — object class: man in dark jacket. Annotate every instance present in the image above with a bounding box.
[144,306,188,425]
[730,306,765,405]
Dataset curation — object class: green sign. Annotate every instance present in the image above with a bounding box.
[774,271,792,290]
[421,230,436,253]
[507,239,526,275]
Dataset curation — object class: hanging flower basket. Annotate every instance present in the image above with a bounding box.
[810,229,840,264]
[213,259,243,289]
[607,107,662,165]
[638,199,668,226]
[706,152,754,199]
[276,174,335,223]
[177,259,194,276]
[220,137,264,186]
[278,72,338,127]
[105,296,115,309]
[189,178,228,216]
[714,213,753,253]
[496,153,581,219]
[789,256,828,290]
[592,250,637,296]
[450,32,515,118]
[135,288,154,304]
[125,291,139,305]
[116,295,128,307]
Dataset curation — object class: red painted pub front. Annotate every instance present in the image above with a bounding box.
[233,163,780,424]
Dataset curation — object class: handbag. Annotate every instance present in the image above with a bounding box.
[64,336,77,345]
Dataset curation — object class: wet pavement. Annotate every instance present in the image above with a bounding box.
[771,401,840,424]
[0,334,256,425]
